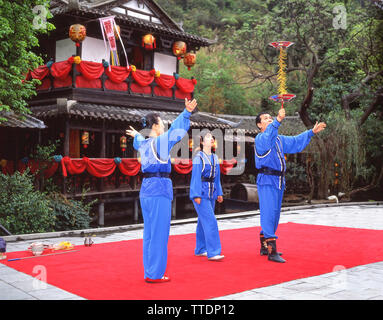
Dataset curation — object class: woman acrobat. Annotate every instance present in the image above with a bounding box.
[190,131,225,261]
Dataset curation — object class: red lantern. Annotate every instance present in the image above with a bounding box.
[183,52,196,70]
[82,131,89,149]
[142,34,156,50]
[69,24,86,47]
[120,136,127,152]
[172,41,187,60]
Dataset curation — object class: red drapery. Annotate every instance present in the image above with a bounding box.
[155,74,175,89]
[30,65,49,80]
[61,157,117,178]
[105,66,131,83]
[220,158,237,175]
[118,158,141,176]
[76,61,104,80]
[50,59,73,79]
[175,78,197,93]
[173,159,193,174]
[1,157,237,178]
[26,59,196,96]
[131,69,155,87]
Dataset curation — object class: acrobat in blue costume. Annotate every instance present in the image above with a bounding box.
[133,109,191,281]
[190,150,224,259]
[254,118,314,263]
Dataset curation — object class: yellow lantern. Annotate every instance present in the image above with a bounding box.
[82,131,89,148]
[114,24,121,40]
[142,34,156,50]
[69,24,86,47]
[120,136,127,152]
[183,52,196,70]
[188,138,193,151]
[172,41,187,60]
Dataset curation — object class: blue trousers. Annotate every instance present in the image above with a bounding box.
[140,196,171,279]
[258,185,285,239]
[193,198,221,258]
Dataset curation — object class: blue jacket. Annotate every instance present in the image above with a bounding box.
[133,109,191,199]
[254,119,314,190]
[190,151,223,200]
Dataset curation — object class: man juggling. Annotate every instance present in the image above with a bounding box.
[254,106,326,263]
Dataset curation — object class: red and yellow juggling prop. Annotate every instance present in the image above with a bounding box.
[269,41,295,109]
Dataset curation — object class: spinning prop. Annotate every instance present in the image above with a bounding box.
[268,41,295,109]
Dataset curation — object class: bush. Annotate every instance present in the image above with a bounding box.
[0,170,55,234]
[47,192,94,231]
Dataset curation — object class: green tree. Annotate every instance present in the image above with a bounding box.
[0,0,54,121]
[226,0,383,199]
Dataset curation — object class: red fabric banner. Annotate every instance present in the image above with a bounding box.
[105,79,128,91]
[50,60,73,79]
[30,65,49,80]
[131,69,155,87]
[118,159,141,176]
[154,86,173,97]
[220,158,237,175]
[175,78,197,93]
[105,66,131,83]
[3,157,235,179]
[155,74,175,89]
[75,76,102,89]
[130,83,151,94]
[173,159,192,174]
[76,61,104,80]
[61,157,116,178]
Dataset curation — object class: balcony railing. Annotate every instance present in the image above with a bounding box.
[27,56,197,101]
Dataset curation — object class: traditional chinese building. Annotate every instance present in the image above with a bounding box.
[0,0,311,228]
[0,0,249,227]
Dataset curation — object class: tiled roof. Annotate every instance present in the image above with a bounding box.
[50,1,213,46]
[30,103,236,130]
[0,111,46,129]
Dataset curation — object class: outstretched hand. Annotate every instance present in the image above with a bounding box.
[185,98,197,113]
[126,126,139,138]
[312,121,326,134]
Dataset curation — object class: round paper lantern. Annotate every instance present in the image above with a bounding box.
[183,52,196,70]
[69,24,86,47]
[172,41,187,60]
[142,34,156,50]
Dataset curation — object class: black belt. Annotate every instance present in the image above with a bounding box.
[143,172,170,178]
[202,177,215,183]
[258,167,285,177]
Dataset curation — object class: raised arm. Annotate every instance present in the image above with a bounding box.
[279,130,314,154]
[155,99,197,161]
[255,119,281,155]
[280,121,326,154]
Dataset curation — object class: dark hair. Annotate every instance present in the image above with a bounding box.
[255,112,270,130]
[142,112,160,129]
[199,130,214,150]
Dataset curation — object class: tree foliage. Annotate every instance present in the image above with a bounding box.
[0,0,54,119]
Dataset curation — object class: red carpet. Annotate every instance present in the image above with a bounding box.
[2,222,383,300]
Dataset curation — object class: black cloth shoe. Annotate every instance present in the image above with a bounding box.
[260,235,282,256]
[266,238,286,263]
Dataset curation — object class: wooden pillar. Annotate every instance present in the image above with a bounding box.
[64,118,70,156]
[172,193,176,219]
[100,120,106,158]
[98,200,105,227]
[134,198,139,221]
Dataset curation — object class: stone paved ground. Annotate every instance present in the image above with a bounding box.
[0,202,382,300]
